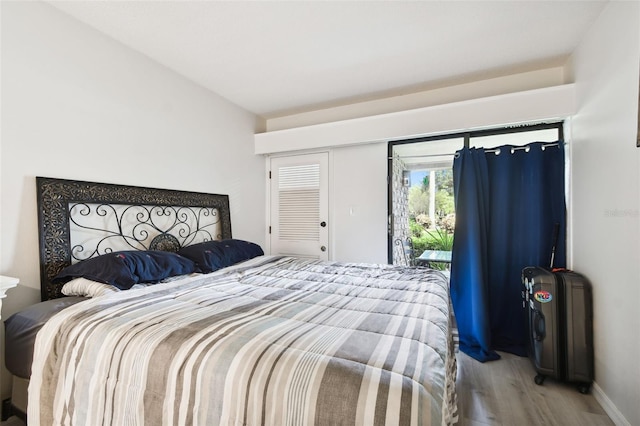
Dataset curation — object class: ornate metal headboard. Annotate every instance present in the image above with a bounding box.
[36,177,232,301]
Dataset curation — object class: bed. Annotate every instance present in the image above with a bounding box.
[5,177,457,425]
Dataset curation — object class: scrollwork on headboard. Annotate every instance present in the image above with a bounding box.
[68,203,221,260]
[36,177,232,301]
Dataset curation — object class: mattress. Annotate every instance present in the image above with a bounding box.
[4,296,87,378]
[28,256,457,425]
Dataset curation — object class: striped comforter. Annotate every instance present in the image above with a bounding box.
[29,256,457,426]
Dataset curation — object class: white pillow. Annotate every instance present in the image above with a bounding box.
[62,277,119,298]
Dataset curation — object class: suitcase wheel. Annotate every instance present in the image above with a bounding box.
[577,383,591,394]
[534,374,546,386]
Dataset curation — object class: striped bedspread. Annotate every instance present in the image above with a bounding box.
[29,256,457,426]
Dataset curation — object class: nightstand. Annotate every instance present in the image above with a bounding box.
[0,276,19,320]
[0,276,19,422]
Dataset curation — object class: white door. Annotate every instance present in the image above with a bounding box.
[269,153,329,260]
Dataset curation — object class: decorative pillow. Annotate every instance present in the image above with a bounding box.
[62,277,119,298]
[177,239,264,273]
[53,250,198,290]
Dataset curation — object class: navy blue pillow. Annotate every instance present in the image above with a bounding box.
[53,250,198,290]
[177,239,264,273]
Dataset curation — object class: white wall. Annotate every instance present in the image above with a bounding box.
[331,143,388,264]
[569,2,640,425]
[256,84,575,155]
[0,1,264,397]
[267,67,567,131]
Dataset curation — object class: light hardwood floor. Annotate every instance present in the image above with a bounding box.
[456,351,613,426]
[1,352,613,426]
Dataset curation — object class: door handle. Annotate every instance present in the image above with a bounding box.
[320,221,327,227]
[320,246,326,252]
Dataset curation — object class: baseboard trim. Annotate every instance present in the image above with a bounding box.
[592,382,630,426]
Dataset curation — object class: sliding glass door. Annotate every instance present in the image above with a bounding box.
[388,137,463,266]
[387,123,564,266]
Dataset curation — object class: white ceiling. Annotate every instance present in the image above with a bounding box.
[47,0,607,119]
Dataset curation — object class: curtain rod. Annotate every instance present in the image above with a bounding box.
[480,142,560,155]
[392,142,561,161]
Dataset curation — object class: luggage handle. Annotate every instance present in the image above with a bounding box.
[533,309,546,341]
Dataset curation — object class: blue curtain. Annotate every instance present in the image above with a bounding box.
[450,142,566,362]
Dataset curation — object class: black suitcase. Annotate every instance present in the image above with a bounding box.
[522,266,594,394]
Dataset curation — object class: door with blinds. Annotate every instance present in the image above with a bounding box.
[269,153,329,260]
